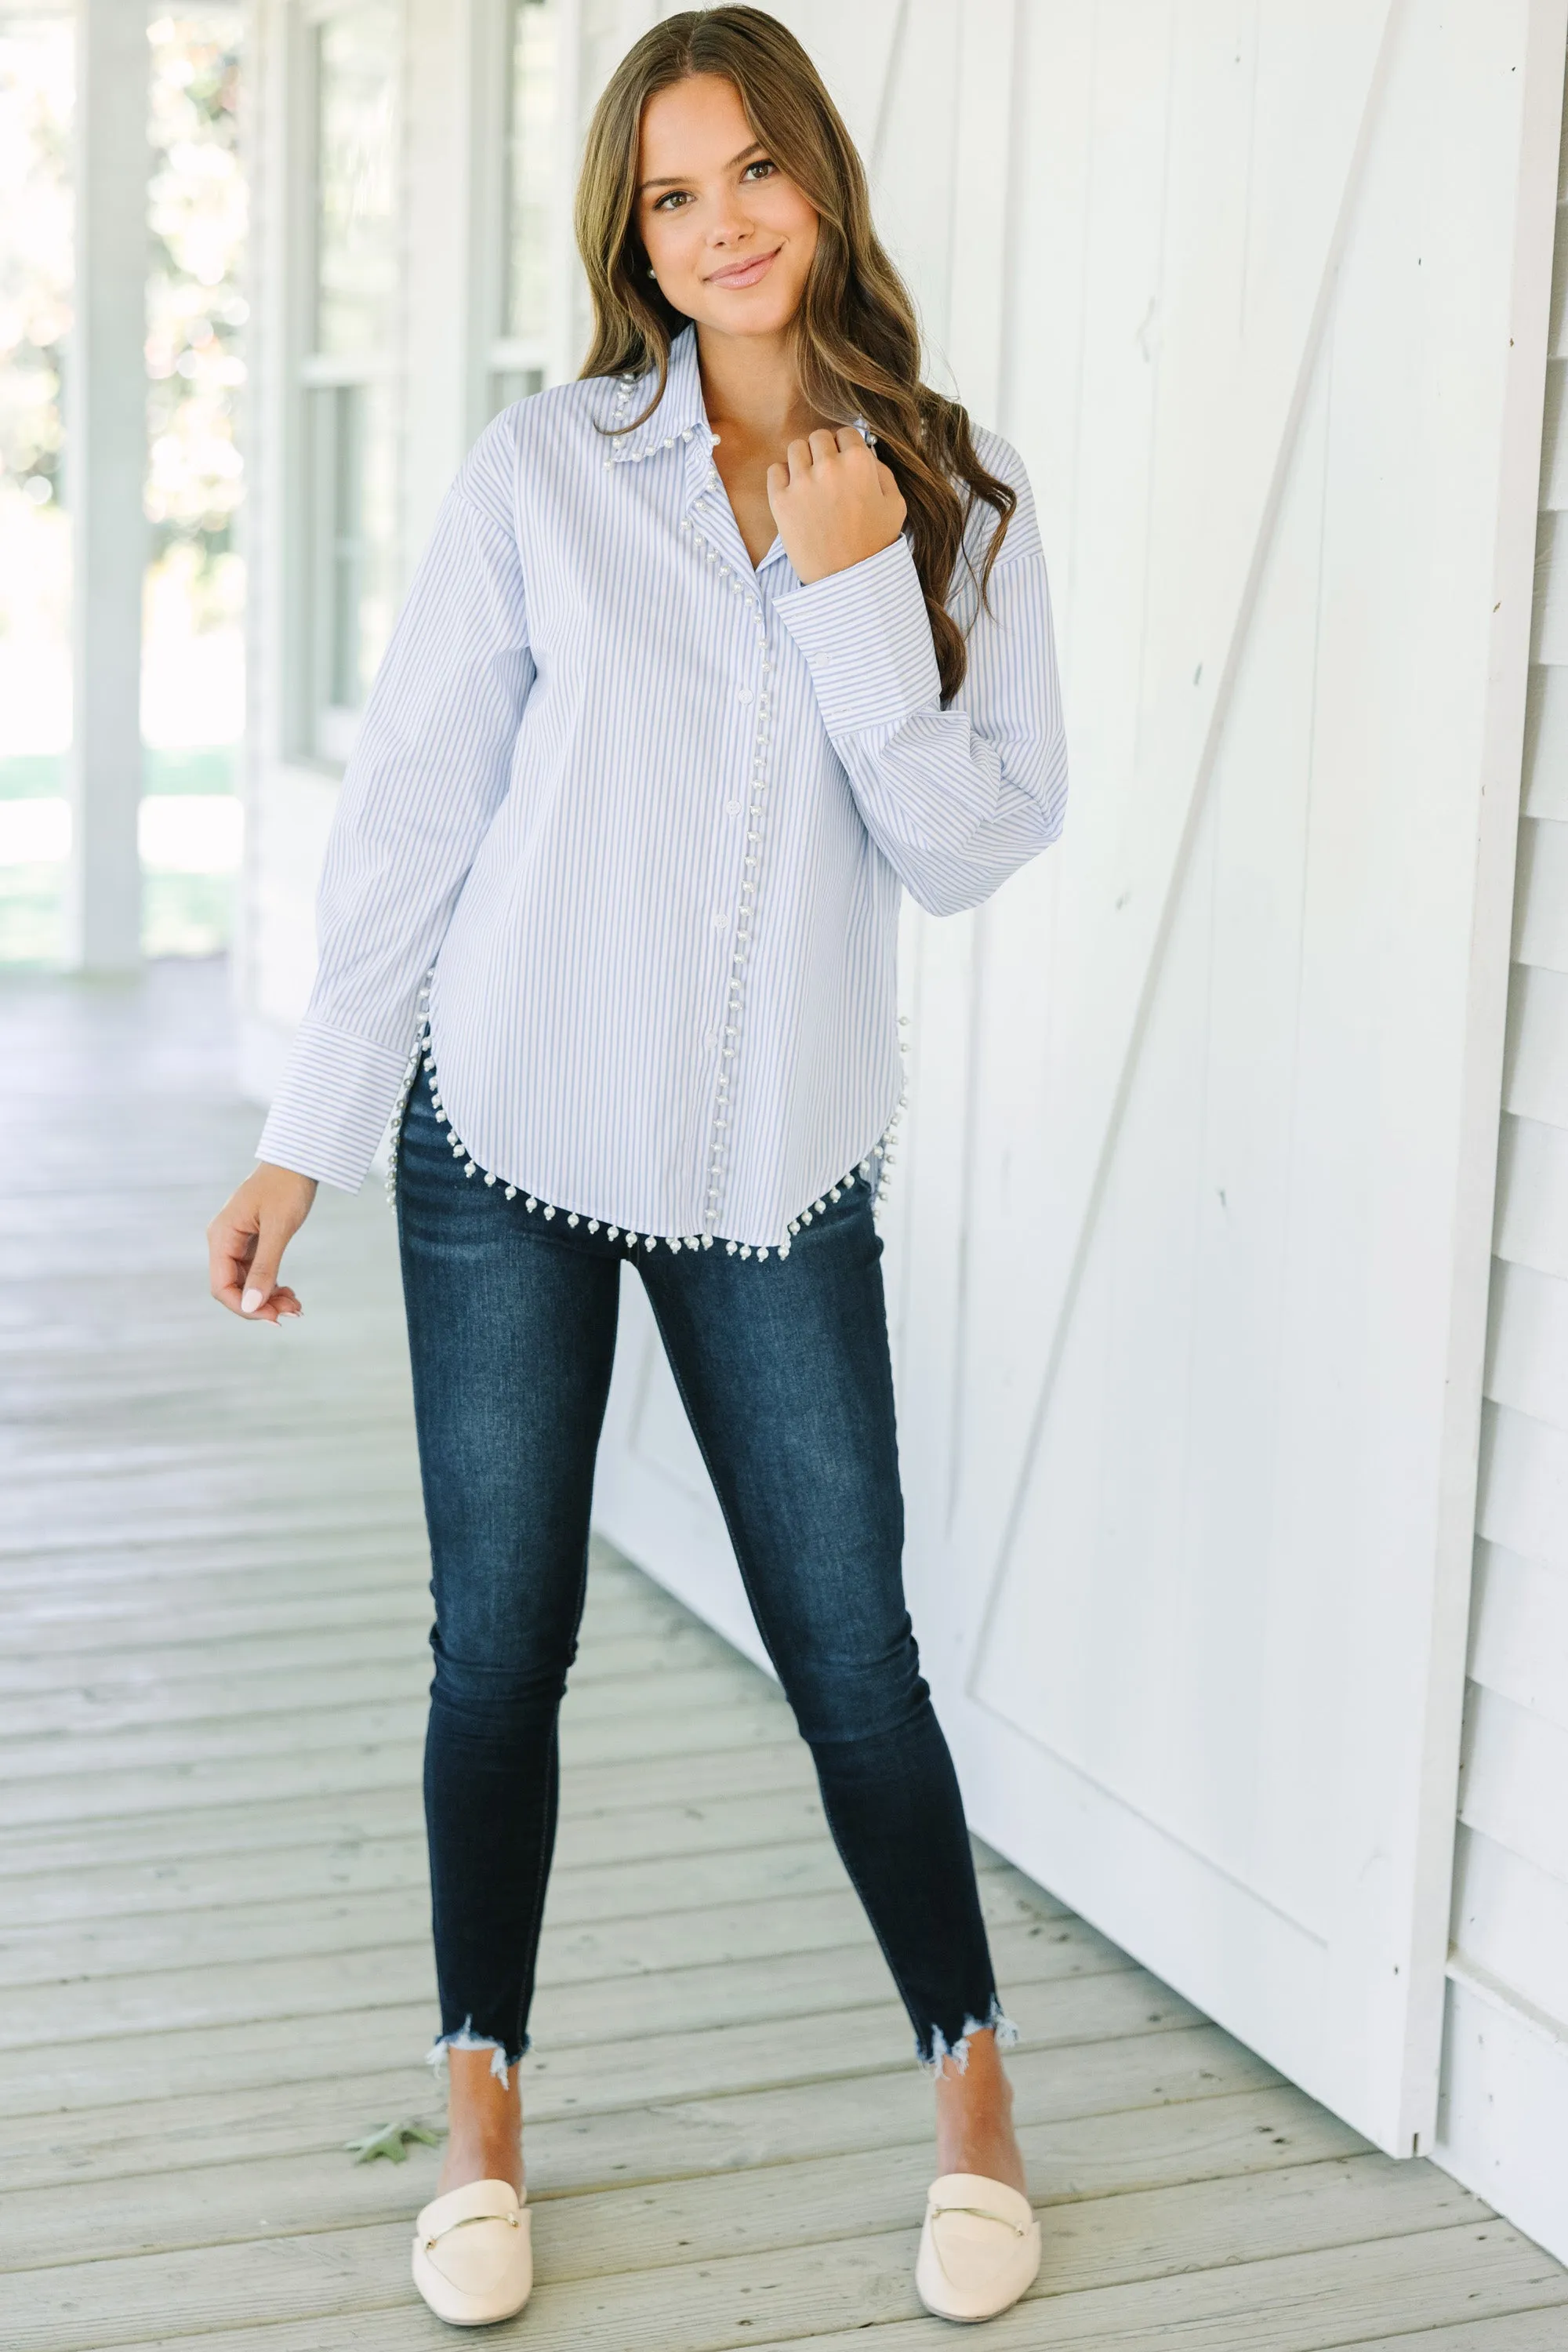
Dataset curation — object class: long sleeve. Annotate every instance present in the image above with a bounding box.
[256,417,535,1189]
[772,441,1067,917]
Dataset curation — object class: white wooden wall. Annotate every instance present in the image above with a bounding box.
[238,0,1568,2239]
[593,0,1566,2176]
[1435,87,1568,2264]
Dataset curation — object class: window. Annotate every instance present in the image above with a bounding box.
[485,0,557,418]
[299,0,401,764]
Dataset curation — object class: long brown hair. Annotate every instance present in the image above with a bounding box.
[574,5,1014,705]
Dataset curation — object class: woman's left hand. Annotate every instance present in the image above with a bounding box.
[767,427,907,585]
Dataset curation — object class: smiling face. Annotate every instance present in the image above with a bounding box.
[636,72,819,338]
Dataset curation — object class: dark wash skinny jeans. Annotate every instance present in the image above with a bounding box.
[396,1062,1007,2072]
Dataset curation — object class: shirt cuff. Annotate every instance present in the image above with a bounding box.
[774,532,941,737]
[256,1020,412,1192]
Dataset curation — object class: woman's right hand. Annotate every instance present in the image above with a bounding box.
[207,1163,319,1323]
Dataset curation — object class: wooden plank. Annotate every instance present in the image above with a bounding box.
[0,1869,1094,1995]
[0,1653,773,1743]
[1533,510,1568,663]
[0,2086,1364,2275]
[0,1463,419,1516]
[0,1732,821,1835]
[1485,1254,1568,1428]
[946,0,1014,421]
[1436,1970,1568,2269]
[0,1690,801,1791]
[1504,960,1568,1128]
[0,1606,431,1678]
[0,1613,722,1690]
[0,1980,1210,2144]
[0,1588,436,1654]
[0,1460,422,1519]
[0,1784,837,1887]
[14,2216,1563,2352]
[0,2020,1281,2199]
[1515,815,1568,981]
[0,1722,828,1835]
[1515,816,1568,971]
[0,1519,427,1571]
[1494,1113,1568,1276]
[0,1538,657,1614]
[1367,2320,1568,2352]
[1475,1397,1568,1574]
[1468,1541,1568,1732]
[1450,1823,1568,2037]
[0,1656,433,1740]
[0,1572,672,1654]
[0,1802,1032,1921]
[0,2153,1483,2350]
[1541,358,1568,506]
[0,1821,851,1926]
[0,1380,407,1429]
[1459,1682,1568,1884]
[1520,664,1568,818]
[0,1524,429,1585]
[0,1926,1181,2089]
[782,2229,1568,2352]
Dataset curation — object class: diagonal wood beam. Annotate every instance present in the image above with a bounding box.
[961,0,1403,1693]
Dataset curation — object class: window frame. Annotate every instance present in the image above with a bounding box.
[469,0,583,434]
[289,0,406,769]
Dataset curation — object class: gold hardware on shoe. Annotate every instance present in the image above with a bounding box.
[425,2207,521,2251]
[928,2200,1029,2236]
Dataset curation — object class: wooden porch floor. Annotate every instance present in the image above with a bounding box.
[2,959,1566,2350]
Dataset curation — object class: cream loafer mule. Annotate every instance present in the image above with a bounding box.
[914,2172,1040,2323]
[412,2178,532,2327]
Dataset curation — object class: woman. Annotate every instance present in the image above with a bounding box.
[209,5,1065,2328]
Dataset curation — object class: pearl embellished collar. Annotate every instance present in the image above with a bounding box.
[603,321,873,470]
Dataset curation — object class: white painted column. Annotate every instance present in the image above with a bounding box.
[65,0,150,972]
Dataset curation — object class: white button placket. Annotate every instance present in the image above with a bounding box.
[683,452,779,1258]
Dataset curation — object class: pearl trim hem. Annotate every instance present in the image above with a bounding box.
[385,977,906,1260]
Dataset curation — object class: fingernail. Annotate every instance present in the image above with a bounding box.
[241,1287,265,1315]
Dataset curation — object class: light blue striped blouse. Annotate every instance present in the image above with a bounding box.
[257,321,1068,1254]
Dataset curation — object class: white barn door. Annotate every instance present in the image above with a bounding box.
[593,0,1566,2154]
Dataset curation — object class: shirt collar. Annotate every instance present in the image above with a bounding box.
[605,322,710,466]
[604,320,875,467]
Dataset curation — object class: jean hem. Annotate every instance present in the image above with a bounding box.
[917,1996,1020,2077]
[426,2018,528,2083]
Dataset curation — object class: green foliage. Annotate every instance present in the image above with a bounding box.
[146,13,247,575]
[0,20,71,503]
[345,2117,449,2166]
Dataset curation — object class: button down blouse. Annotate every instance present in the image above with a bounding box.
[256,321,1068,1253]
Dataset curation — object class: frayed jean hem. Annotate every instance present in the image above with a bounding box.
[426,2017,528,2084]
[917,1996,1020,2078]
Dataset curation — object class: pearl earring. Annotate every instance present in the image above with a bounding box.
[647,263,657,279]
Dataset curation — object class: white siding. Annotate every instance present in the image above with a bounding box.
[1435,61,1568,2263]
